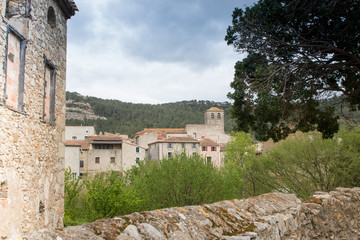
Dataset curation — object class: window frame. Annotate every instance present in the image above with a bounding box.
[95,157,100,164]
[42,56,56,125]
[3,24,27,113]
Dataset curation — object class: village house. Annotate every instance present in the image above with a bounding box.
[147,136,200,160]
[199,138,221,168]
[65,125,95,140]
[0,0,77,237]
[64,129,146,176]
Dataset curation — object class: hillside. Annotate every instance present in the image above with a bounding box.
[66,92,235,136]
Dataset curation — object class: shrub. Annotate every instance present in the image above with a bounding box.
[127,153,241,210]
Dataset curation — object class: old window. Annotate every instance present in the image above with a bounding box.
[136,158,139,164]
[212,146,216,151]
[192,143,197,148]
[25,0,31,17]
[3,25,27,112]
[42,56,56,124]
[110,157,115,163]
[80,160,84,168]
[5,0,31,18]
[217,113,221,119]
[211,113,214,119]
[72,173,77,179]
[0,181,8,199]
[181,143,185,148]
[72,136,77,140]
[47,6,56,27]
[95,157,100,164]
[207,157,212,164]
[168,152,172,158]
[168,143,172,149]
[136,147,139,153]
[202,146,206,151]
[94,144,113,149]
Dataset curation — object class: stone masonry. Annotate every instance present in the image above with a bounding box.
[0,0,77,237]
[24,187,360,239]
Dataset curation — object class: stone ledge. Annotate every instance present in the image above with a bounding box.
[22,187,360,240]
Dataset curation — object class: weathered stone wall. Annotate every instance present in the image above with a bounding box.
[0,0,76,237]
[23,187,360,239]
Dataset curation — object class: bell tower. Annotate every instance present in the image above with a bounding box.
[204,107,225,133]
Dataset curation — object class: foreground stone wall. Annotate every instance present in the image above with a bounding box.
[24,187,360,240]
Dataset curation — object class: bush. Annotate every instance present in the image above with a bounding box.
[260,128,360,199]
[127,153,241,210]
[64,170,142,225]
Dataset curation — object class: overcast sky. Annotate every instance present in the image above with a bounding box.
[66,0,257,104]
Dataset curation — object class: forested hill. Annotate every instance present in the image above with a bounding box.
[66,92,235,136]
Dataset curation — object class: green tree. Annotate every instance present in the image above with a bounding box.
[224,132,272,197]
[226,0,360,141]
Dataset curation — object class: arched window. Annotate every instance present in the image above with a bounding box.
[47,6,56,28]
[211,113,214,119]
[217,113,221,119]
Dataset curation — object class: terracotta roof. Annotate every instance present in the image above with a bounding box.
[57,0,78,19]
[219,143,227,151]
[206,107,224,112]
[151,137,199,144]
[133,128,186,137]
[104,132,129,140]
[199,138,220,146]
[89,135,123,142]
[65,140,89,150]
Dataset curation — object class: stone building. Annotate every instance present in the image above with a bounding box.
[133,108,231,152]
[0,0,77,237]
[133,107,231,164]
[185,107,230,144]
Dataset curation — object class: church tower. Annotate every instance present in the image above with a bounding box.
[204,107,225,133]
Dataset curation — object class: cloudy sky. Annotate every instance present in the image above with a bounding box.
[66,0,257,104]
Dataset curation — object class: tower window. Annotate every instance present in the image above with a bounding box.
[211,113,214,119]
[47,6,56,28]
[42,56,56,124]
[217,113,221,119]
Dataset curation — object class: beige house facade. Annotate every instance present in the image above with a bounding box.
[65,133,146,176]
[0,0,77,237]
[64,144,80,178]
[65,125,95,140]
[199,138,221,168]
[148,137,200,160]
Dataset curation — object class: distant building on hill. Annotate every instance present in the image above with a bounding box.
[133,107,231,165]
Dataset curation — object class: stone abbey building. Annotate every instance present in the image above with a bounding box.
[0,0,77,237]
